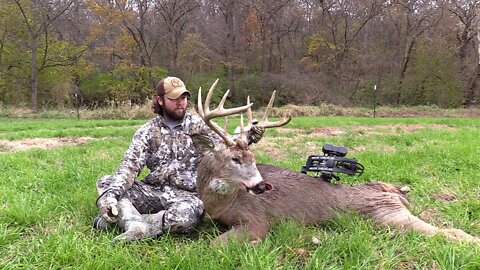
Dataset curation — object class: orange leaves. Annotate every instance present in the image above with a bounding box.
[244,7,261,45]
[87,0,124,25]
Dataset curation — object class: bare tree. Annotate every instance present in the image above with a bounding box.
[112,0,159,69]
[387,0,444,104]
[217,0,239,91]
[243,0,292,72]
[155,0,199,75]
[447,0,480,106]
[13,0,75,110]
[0,9,6,75]
[317,0,384,77]
[1,0,477,108]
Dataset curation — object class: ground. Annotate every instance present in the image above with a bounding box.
[0,137,92,152]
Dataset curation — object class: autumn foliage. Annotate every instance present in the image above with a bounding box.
[0,0,479,110]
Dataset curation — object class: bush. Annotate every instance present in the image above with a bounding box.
[79,64,168,106]
[401,40,462,108]
[235,72,351,109]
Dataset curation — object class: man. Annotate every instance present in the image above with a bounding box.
[93,76,263,243]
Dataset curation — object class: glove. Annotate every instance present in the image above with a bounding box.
[247,121,265,145]
[97,192,119,223]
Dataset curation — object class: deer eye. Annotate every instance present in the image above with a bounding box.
[232,157,241,164]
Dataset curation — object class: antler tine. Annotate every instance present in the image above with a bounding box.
[261,90,276,122]
[198,79,253,146]
[246,96,253,125]
[257,90,292,129]
[205,87,253,120]
[239,113,249,142]
[197,87,205,118]
[240,113,244,130]
[204,79,219,115]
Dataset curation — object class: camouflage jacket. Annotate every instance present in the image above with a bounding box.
[105,112,225,198]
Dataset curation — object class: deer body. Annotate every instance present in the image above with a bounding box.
[197,157,445,244]
[194,79,478,245]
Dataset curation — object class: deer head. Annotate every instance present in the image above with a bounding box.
[193,79,290,198]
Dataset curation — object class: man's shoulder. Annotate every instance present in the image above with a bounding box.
[183,112,208,133]
[185,112,203,123]
[137,117,155,127]
[182,112,204,126]
[134,117,162,133]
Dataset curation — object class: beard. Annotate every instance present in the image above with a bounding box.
[163,106,187,120]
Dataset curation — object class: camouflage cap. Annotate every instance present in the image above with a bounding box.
[157,77,191,99]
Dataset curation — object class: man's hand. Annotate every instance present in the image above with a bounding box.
[247,121,265,145]
[98,193,119,223]
[233,120,265,144]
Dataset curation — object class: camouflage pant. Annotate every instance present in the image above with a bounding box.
[96,175,204,234]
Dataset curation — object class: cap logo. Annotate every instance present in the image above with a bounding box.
[170,78,183,88]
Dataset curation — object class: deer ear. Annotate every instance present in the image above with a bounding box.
[191,134,215,155]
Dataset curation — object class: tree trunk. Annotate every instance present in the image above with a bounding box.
[225,0,236,93]
[396,36,416,105]
[31,36,38,111]
[168,31,178,75]
[463,29,480,106]
[30,0,39,111]
[464,63,480,106]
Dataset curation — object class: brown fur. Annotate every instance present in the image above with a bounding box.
[197,158,479,245]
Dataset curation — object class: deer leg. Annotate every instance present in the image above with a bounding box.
[438,228,480,243]
[214,224,249,246]
[214,221,270,246]
[371,208,439,236]
[366,196,479,243]
[212,218,270,245]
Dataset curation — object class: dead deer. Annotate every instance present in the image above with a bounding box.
[192,80,479,245]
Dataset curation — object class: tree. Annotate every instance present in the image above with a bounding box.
[387,0,444,104]
[155,0,200,75]
[109,0,161,71]
[243,0,292,72]
[1,0,477,108]
[0,2,8,77]
[178,33,214,77]
[447,0,480,106]
[87,0,136,68]
[11,0,81,110]
[217,0,239,91]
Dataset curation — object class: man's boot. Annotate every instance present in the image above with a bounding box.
[143,210,165,236]
[113,198,164,243]
[92,216,111,231]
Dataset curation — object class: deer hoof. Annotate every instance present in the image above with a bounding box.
[439,228,480,243]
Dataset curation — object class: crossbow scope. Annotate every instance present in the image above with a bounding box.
[301,144,364,182]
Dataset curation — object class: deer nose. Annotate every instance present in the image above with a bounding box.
[241,170,264,188]
[246,181,273,195]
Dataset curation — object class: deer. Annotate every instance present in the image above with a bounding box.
[192,80,480,246]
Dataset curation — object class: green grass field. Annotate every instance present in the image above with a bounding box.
[1,116,479,269]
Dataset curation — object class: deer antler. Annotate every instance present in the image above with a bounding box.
[198,79,253,146]
[246,90,291,129]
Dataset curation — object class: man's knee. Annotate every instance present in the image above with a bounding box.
[163,198,204,233]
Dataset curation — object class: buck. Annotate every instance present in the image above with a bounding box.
[192,80,479,245]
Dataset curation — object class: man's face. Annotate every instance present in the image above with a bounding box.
[158,93,189,121]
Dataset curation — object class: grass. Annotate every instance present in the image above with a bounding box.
[1,115,479,269]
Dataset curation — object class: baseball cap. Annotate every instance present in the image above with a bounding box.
[156,76,191,99]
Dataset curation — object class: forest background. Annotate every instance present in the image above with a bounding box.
[0,0,479,112]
